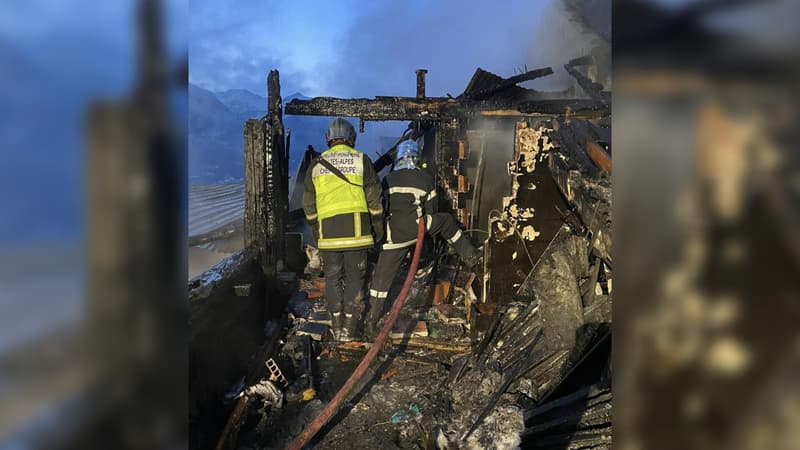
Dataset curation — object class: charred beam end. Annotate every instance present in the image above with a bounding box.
[416,69,428,99]
[567,55,595,67]
[286,96,607,121]
[267,70,282,116]
[564,64,611,105]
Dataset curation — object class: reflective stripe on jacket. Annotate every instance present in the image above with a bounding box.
[302,144,383,250]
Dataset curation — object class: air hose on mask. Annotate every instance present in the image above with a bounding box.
[285,217,426,450]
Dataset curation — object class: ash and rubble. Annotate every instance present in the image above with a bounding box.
[190,55,612,450]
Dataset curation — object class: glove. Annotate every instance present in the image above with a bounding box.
[372,216,385,244]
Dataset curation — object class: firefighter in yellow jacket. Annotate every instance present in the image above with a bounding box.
[303,118,384,341]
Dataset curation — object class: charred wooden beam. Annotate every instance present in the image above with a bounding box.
[523,401,612,436]
[567,55,595,67]
[523,380,611,421]
[521,382,612,448]
[388,337,470,352]
[491,98,607,116]
[463,66,554,100]
[286,96,455,121]
[285,96,607,122]
[548,119,612,261]
[564,63,611,105]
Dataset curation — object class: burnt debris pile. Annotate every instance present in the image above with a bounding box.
[190,60,612,449]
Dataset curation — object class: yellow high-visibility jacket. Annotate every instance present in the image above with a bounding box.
[302,144,383,250]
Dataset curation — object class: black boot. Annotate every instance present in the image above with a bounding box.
[349,312,363,341]
[365,297,386,341]
[340,313,360,342]
[331,311,343,341]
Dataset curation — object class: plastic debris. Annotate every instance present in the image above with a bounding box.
[390,404,422,424]
[296,322,329,341]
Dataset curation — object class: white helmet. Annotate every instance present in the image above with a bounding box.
[395,140,419,170]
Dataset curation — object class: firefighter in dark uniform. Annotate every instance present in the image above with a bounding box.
[364,139,480,339]
[303,118,384,341]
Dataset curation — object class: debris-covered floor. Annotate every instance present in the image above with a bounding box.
[222,232,611,449]
[230,271,530,450]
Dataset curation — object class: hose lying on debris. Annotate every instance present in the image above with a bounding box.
[285,217,426,450]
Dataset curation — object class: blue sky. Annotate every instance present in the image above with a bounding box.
[0,0,187,243]
[189,0,564,98]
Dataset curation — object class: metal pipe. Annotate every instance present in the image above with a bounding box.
[585,141,612,174]
[285,217,427,450]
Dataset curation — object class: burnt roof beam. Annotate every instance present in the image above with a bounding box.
[461,66,554,100]
[564,64,611,105]
[285,96,454,121]
[285,96,607,121]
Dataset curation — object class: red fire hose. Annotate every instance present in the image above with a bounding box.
[285,217,426,450]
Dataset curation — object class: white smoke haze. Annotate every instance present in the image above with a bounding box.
[523,0,611,92]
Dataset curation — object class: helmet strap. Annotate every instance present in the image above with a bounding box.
[328,138,349,147]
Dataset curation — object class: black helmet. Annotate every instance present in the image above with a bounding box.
[325,118,356,146]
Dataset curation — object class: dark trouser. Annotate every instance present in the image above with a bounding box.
[321,249,368,315]
[369,247,410,302]
[369,213,474,301]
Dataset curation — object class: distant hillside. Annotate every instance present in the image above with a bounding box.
[189,85,407,185]
[215,88,265,119]
[282,92,330,177]
[188,84,245,183]
[189,84,328,184]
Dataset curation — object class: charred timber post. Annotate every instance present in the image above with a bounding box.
[244,70,289,275]
[244,119,269,257]
[266,69,287,271]
[416,68,428,99]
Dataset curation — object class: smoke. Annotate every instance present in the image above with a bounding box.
[469,118,517,231]
[523,0,611,92]
[324,0,551,99]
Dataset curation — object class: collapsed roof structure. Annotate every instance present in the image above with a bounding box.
[189,58,612,449]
